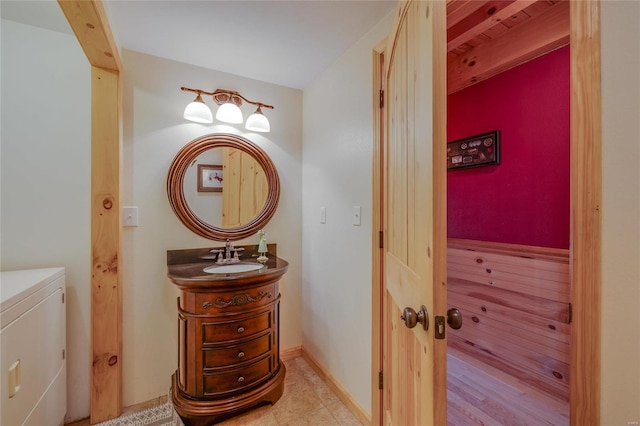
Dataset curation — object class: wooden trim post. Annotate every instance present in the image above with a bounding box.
[371,41,385,426]
[57,1,123,423]
[569,1,602,424]
[431,2,448,425]
[90,66,123,423]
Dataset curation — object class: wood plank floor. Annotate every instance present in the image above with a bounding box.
[447,349,569,426]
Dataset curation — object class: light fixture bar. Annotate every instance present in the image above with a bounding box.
[180,87,274,110]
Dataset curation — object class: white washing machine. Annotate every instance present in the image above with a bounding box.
[1,268,66,426]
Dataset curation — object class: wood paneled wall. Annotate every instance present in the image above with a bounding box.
[447,238,571,401]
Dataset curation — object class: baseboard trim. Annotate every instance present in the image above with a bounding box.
[301,348,372,426]
[121,395,168,416]
[280,345,302,361]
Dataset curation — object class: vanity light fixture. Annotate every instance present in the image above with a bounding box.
[183,92,214,124]
[216,101,243,124]
[245,106,270,133]
[180,86,274,132]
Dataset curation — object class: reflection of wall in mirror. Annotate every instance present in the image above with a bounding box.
[184,149,223,224]
[222,148,268,228]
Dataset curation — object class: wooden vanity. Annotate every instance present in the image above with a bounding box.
[167,246,288,426]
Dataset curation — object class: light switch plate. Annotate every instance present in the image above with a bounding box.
[320,207,327,224]
[123,206,139,227]
[353,206,361,226]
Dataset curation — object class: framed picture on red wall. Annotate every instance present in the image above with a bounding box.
[447,130,500,171]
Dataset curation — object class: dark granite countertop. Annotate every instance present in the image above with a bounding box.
[167,244,288,289]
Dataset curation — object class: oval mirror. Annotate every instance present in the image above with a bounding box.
[167,133,280,241]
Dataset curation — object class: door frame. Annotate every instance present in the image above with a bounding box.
[371,2,602,425]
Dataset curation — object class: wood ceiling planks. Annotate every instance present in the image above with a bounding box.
[447,1,538,51]
[447,0,569,94]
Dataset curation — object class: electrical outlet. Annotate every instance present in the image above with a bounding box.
[320,207,326,224]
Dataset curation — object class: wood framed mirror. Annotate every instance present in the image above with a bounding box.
[167,133,280,241]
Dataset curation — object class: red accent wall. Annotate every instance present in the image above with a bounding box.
[447,46,570,249]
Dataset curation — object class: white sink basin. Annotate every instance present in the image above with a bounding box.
[203,263,265,274]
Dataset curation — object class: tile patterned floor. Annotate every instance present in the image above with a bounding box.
[66,357,362,426]
[216,357,362,426]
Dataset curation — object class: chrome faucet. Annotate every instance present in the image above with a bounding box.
[209,239,244,263]
[209,240,244,263]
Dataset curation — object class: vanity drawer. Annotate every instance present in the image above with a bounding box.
[203,355,273,396]
[203,334,272,368]
[195,283,276,314]
[202,311,272,343]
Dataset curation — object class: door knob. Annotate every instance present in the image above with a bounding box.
[447,308,463,329]
[401,305,429,330]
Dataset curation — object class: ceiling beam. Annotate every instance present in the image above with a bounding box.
[57,0,121,71]
[447,1,488,29]
[447,0,538,52]
[447,0,569,94]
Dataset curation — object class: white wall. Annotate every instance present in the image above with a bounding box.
[302,13,392,415]
[601,1,640,424]
[121,50,303,405]
[0,19,92,423]
[183,149,224,225]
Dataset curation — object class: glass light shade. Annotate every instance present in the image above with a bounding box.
[245,109,271,133]
[216,102,243,124]
[183,95,213,123]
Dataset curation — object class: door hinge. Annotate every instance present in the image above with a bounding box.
[379,230,384,249]
[62,349,66,360]
[568,303,572,324]
[379,89,384,109]
[62,293,65,303]
[378,371,383,390]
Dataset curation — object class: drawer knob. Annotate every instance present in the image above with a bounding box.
[237,351,245,358]
[238,376,245,383]
[237,326,245,333]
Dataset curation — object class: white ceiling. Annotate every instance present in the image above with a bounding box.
[0,0,75,35]
[1,0,395,89]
